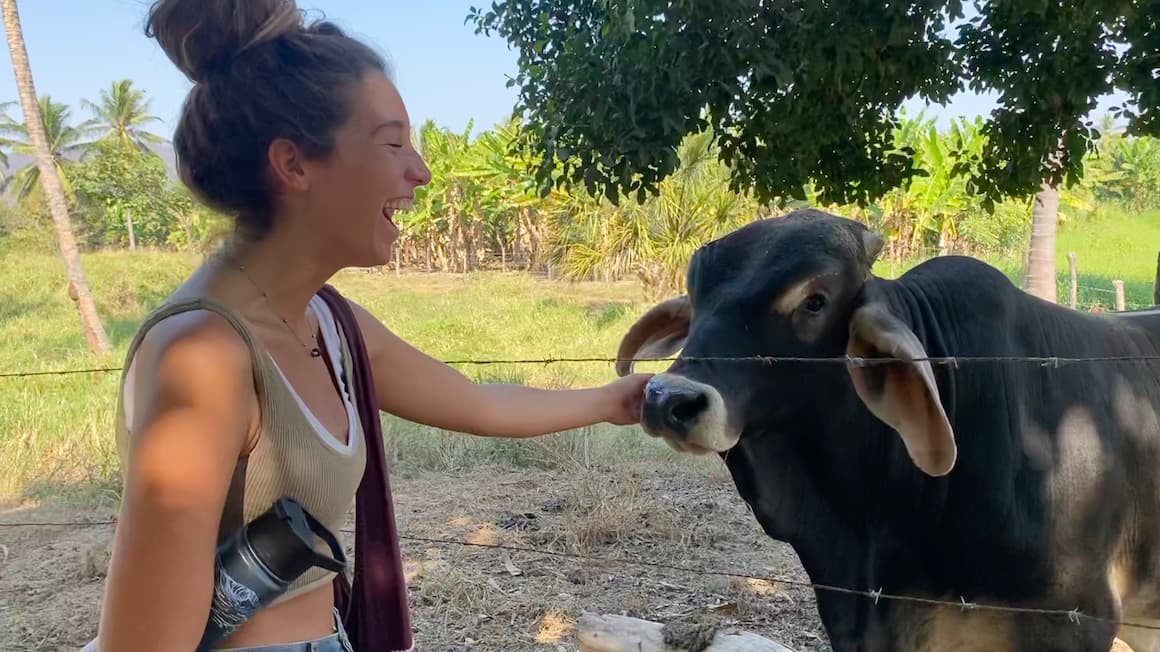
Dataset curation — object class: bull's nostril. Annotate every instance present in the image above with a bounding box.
[640,379,712,438]
[671,393,708,424]
[662,389,709,434]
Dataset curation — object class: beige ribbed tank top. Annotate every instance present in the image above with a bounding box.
[113,294,367,602]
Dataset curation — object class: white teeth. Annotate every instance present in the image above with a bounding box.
[383,199,412,212]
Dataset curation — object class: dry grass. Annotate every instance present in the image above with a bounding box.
[1,465,829,651]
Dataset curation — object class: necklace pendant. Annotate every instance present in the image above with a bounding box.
[310,347,322,357]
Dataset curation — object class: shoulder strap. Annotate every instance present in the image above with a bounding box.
[316,284,413,652]
[119,297,267,543]
[219,457,248,546]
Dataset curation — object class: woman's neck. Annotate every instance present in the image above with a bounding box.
[216,229,341,326]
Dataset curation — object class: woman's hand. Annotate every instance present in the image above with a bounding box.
[599,373,653,426]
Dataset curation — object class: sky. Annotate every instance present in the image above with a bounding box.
[0,1,525,138]
[0,1,1131,142]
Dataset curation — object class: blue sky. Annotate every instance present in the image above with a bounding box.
[0,1,1129,140]
[0,1,525,138]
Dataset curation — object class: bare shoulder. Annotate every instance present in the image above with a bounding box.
[133,308,254,390]
[125,308,257,465]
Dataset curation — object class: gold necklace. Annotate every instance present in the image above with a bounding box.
[236,264,322,358]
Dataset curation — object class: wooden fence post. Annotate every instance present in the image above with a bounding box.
[1113,280,1126,311]
[1067,253,1077,309]
[1154,250,1160,305]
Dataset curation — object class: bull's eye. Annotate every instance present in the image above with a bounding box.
[801,294,828,314]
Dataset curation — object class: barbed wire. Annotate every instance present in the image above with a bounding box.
[1,518,1157,632]
[0,366,122,379]
[1080,285,1119,295]
[8,352,1160,380]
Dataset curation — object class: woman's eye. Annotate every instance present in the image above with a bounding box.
[802,294,827,313]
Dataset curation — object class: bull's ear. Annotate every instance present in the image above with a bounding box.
[845,303,956,476]
[615,296,691,377]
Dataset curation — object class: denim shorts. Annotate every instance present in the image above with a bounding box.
[79,609,354,652]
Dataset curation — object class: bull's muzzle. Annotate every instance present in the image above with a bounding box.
[640,373,739,454]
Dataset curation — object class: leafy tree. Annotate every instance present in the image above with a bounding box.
[81,79,164,153]
[468,0,1160,301]
[1107,137,1160,211]
[392,116,1155,289]
[0,94,90,202]
[404,120,480,272]
[402,118,563,272]
[550,128,763,296]
[71,138,171,248]
[1,0,110,354]
[164,182,227,253]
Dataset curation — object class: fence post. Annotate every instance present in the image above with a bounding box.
[1113,280,1126,311]
[1067,253,1077,309]
[1154,250,1160,305]
[395,247,401,277]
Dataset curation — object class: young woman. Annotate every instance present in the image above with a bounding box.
[88,1,653,650]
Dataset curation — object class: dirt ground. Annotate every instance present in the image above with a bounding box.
[0,463,828,651]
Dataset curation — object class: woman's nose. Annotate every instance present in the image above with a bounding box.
[408,153,432,186]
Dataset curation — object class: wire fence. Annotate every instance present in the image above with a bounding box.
[10,351,1160,380]
[1,517,1158,632]
[5,353,1160,634]
[1071,280,1154,311]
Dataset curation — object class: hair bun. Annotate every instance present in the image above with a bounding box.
[145,0,303,83]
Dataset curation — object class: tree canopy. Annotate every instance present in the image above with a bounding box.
[467,0,1160,209]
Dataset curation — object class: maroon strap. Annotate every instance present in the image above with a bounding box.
[317,284,412,651]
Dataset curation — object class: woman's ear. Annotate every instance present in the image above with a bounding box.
[266,137,310,192]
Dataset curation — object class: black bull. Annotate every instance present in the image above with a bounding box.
[614,209,1160,652]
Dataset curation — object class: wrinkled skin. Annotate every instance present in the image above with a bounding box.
[616,209,1160,652]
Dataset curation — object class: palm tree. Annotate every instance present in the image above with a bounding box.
[82,79,163,152]
[1022,133,1070,304]
[1025,182,1059,303]
[0,95,91,201]
[1,0,110,355]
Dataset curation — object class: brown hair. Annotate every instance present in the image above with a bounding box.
[145,0,387,240]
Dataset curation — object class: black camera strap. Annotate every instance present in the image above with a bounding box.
[217,456,248,548]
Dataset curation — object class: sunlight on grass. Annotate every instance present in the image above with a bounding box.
[0,247,677,503]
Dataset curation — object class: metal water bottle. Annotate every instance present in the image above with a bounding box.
[196,496,347,651]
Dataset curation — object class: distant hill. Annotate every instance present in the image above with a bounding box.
[0,140,179,183]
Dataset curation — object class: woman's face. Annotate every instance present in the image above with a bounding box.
[294,71,431,268]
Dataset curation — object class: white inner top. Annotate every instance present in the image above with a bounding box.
[122,295,359,457]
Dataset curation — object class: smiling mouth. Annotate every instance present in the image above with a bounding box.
[383,198,413,225]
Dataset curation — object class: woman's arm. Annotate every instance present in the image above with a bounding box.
[348,300,650,438]
[96,311,256,650]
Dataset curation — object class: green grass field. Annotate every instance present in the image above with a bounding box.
[3,208,1159,505]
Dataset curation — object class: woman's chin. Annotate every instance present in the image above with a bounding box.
[370,234,399,266]
[340,218,398,268]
